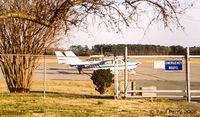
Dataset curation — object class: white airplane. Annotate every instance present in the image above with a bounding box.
[55,51,141,74]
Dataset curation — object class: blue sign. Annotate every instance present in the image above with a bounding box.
[165,60,182,71]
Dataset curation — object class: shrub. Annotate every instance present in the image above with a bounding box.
[91,69,114,95]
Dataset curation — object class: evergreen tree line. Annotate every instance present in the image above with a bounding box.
[67,44,200,56]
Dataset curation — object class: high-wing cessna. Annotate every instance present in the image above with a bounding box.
[55,51,141,74]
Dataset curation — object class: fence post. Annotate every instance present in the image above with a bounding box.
[186,47,191,102]
[114,56,119,99]
[124,47,128,99]
[43,54,46,98]
[131,81,136,96]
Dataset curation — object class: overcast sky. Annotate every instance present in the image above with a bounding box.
[61,1,200,49]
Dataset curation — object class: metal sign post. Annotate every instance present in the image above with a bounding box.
[186,47,191,102]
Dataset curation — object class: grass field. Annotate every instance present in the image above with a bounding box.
[1,80,200,117]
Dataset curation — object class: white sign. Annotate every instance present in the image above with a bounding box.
[154,61,165,69]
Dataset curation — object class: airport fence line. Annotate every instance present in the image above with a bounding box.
[0,48,200,103]
[114,47,200,102]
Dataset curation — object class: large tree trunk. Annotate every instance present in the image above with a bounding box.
[0,55,38,93]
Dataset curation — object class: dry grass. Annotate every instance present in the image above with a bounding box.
[1,79,200,117]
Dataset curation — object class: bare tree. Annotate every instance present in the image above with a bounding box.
[0,0,191,92]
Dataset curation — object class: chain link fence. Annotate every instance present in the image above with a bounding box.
[0,51,200,102]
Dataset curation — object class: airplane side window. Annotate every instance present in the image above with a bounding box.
[105,60,112,64]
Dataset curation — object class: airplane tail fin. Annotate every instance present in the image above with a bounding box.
[64,51,82,64]
[55,51,69,64]
[55,51,83,64]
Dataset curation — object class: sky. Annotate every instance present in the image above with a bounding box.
[61,1,200,49]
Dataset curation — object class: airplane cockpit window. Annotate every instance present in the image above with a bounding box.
[99,60,114,65]
[99,61,105,65]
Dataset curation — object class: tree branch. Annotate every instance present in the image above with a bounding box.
[0,12,51,27]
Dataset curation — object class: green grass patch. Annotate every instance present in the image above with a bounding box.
[0,80,200,116]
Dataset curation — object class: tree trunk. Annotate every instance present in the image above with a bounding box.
[0,55,38,93]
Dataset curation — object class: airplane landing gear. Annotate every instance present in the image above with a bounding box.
[78,67,82,74]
